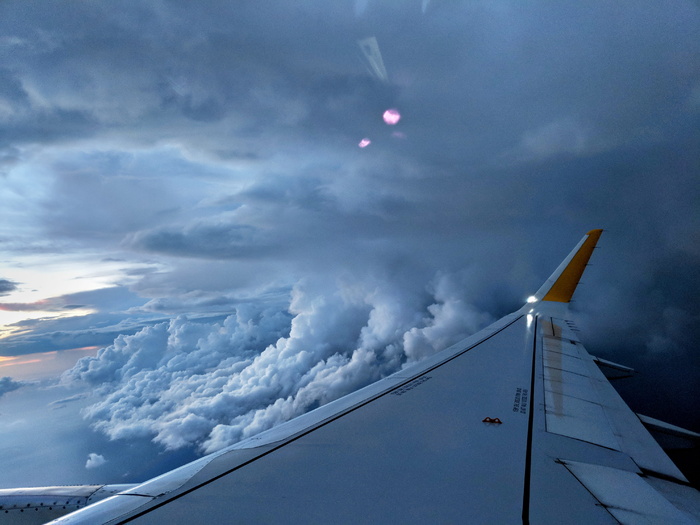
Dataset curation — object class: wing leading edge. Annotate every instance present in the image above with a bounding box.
[43,231,699,524]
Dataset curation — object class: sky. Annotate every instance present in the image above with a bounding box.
[1,0,699,488]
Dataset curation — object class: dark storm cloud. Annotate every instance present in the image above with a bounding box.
[3,1,698,196]
[128,222,272,260]
[577,248,700,429]
[0,286,136,313]
[0,279,18,296]
[36,150,223,246]
[1,2,697,157]
[1,1,698,461]
[0,300,63,312]
[124,170,416,265]
[0,376,25,397]
[0,1,394,158]
[138,287,291,315]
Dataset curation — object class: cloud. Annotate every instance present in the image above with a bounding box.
[517,118,592,160]
[85,453,107,469]
[63,271,490,454]
[0,377,25,397]
[127,222,272,260]
[49,393,87,408]
[0,299,70,312]
[0,279,18,296]
[403,271,492,361]
[1,0,699,481]
[0,287,158,356]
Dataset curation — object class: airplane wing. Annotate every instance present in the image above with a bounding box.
[3,230,699,524]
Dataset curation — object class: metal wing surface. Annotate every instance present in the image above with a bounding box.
[47,230,700,524]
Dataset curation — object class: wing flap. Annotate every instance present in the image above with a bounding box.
[561,460,697,524]
[539,317,687,481]
[593,356,636,379]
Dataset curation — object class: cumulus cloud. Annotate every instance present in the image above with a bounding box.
[64,272,489,454]
[85,453,107,469]
[0,377,25,397]
[403,271,492,361]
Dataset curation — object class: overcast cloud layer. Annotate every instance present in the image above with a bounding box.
[1,0,699,466]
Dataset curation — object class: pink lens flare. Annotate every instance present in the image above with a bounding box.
[358,138,371,148]
[382,108,401,125]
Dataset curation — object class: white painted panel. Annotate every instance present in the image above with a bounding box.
[543,337,581,358]
[543,366,598,404]
[545,392,620,450]
[581,346,689,481]
[543,349,590,376]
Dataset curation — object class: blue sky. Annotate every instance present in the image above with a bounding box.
[1,0,699,487]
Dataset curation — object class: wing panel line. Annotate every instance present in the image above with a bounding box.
[557,460,621,523]
[522,315,538,525]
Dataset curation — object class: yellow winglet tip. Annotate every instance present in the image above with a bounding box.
[542,229,603,303]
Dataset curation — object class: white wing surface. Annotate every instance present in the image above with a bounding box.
[15,230,700,523]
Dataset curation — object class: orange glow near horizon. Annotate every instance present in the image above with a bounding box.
[0,357,43,368]
[0,346,100,381]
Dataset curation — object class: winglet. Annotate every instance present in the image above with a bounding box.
[534,229,603,303]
